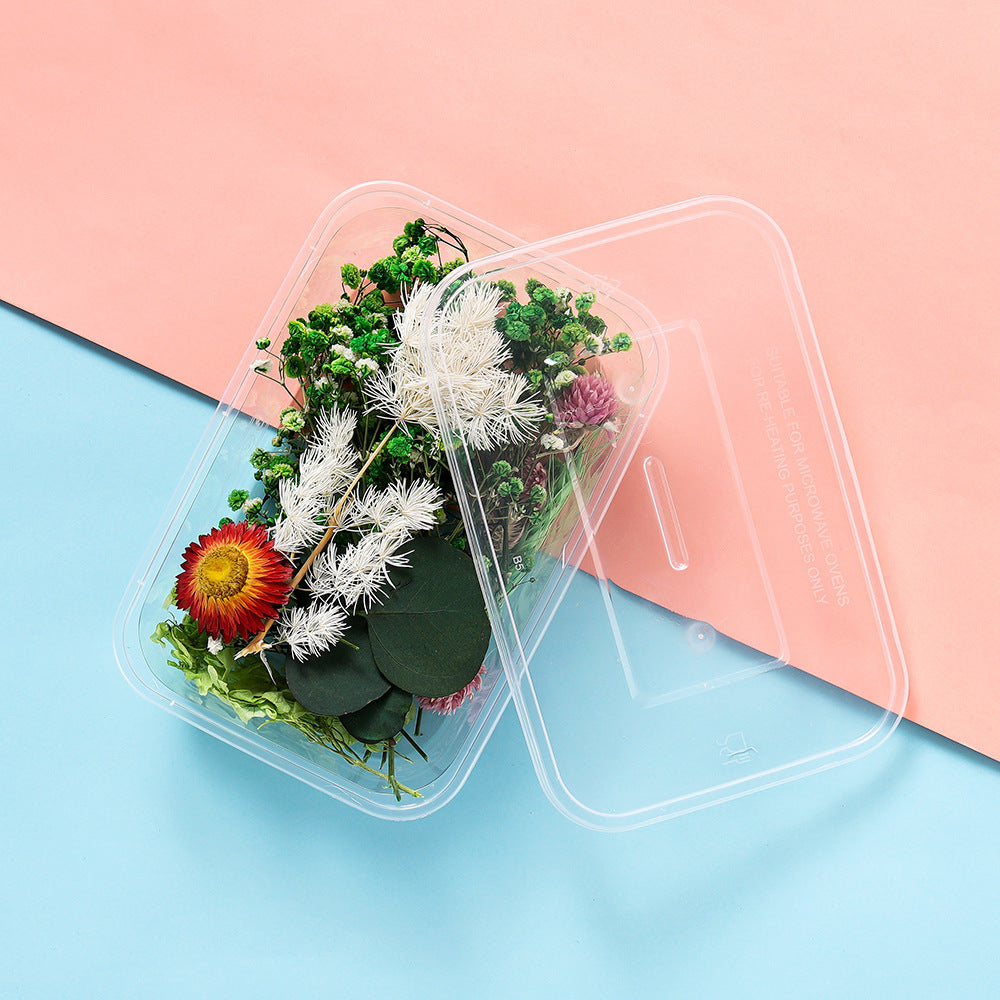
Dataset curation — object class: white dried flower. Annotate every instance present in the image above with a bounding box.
[456,372,549,451]
[207,634,225,655]
[365,282,544,450]
[311,406,357,453]
[277,603,349,661]
[364,284,440,430]
[381,479,443,533]
[333,479,443,536]
[271,479,327,555]
[298,448,356,501]
[308,528,413,610]
[540,432,566,451]
[270,408,359,556]
[334,484,398,533]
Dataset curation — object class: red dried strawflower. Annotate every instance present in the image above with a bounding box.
[175,521,293,644]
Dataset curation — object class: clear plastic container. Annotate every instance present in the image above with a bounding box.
[115,182,907,829]
[114,183,526,820]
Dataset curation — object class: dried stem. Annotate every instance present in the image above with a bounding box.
[237,413,407,658]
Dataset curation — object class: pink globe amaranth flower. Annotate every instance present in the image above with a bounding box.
[416,666,486,716]
[554,373,618,428]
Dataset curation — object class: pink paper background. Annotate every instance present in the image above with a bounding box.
[4,3,999,757]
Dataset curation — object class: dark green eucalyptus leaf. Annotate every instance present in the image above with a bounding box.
[367,535,491,698]
[284,617,390,717]
[339,685,413,744]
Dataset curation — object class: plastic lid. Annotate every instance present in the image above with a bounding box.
[422,198,907,831]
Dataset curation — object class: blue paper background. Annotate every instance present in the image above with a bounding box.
[3,300,999,998]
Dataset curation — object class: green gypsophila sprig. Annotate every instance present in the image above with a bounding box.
[494,278,632,394]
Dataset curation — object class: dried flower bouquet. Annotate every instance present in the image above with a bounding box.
[152,219,631,798]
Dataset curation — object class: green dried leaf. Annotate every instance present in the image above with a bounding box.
[284,617,390,717]
[367,536,490,698]
[339,686,413,744]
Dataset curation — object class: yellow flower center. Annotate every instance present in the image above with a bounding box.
[196,544,250,599]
